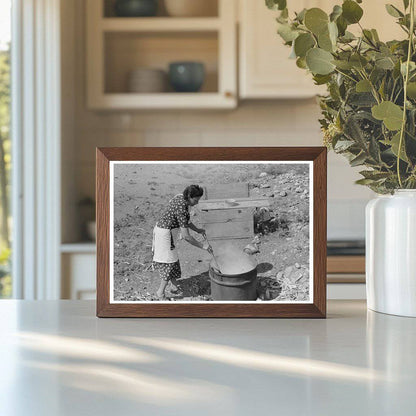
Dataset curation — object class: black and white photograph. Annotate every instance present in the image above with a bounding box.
[110,161,313,303]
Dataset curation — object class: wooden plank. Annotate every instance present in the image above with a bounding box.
[205,219,253,240]
[173,183,249,200]
[199,197,270,211]
[204,183,249,199]
[199,208,253,223]
[327,256,365,274]
[327,274,366,283]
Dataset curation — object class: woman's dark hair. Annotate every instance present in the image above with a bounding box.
[183,185,204,201]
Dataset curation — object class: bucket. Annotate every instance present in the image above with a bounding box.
[209,257,257,301]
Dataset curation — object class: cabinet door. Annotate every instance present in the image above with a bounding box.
[239,0,322,99]
[239,0,405,99]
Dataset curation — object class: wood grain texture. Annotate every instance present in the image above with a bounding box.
[327,256,365,274]
[96,147,327,318]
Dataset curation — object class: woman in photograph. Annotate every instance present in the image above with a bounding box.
[152,184,213,300]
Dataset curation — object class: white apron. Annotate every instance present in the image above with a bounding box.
[152,226,179,263]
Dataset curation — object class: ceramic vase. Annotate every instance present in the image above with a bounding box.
[366,190,416,317]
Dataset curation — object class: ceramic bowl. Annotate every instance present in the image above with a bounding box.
[168,62,205,93]
[114,0,158,17]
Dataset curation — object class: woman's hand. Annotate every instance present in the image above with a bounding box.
[202,241,213,254]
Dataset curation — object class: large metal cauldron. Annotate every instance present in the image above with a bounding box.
[209,256,257,301]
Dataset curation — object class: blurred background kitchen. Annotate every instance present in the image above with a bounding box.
[1,0,404,301]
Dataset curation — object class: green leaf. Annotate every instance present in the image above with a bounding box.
[313,74,332,85]
[277,23,299,42]
[350,53,368,69]
[334,139,355,151]
[355,178,377,185]
[362,29,374,44]
[266,0,287,11]
[407,82,416,99]
[333,59,353,70]
[342,0,363,24]
[330,5,343,22]
[382,132,409,162]
[356,79,372,92]
[359,170,391,180]
[295,8,307,22]
[318,31,334,52]
[304,8,329,35]
[401,61,416,76]
[339,31,356,42]
[336,15,348,36]
[294,33,315,57]
[350,152,368,167]
[371,29,380,42]
[296,57,307,69]
[349,92,377,107]
[369,136,381,162]
[328,21,338,45]
[385,4,404,18]
[375,56,395,70]
[306,48,335,75]
[372,101,404,130]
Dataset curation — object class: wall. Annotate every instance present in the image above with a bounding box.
[61,0,374,243]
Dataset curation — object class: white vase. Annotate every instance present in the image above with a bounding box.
[366,190,416,317]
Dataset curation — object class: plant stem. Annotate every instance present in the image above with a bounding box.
[334,68,357,83]
[398,0,415,188]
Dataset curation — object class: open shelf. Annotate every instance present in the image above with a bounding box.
[103,0,219,18]
[86,0,236,109]
[104,31,218,94]
[101,17,221,31]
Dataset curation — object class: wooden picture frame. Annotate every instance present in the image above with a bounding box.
[96,147,327,318]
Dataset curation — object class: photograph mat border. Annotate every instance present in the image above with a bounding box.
[109,160,314,304]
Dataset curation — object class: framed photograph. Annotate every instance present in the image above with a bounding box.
[96,147,327,318]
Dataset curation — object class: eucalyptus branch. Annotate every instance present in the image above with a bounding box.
[358,69,381,104]
[334,68,358,83]
[397,0,415,188]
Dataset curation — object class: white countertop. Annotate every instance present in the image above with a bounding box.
[0,300,415,415]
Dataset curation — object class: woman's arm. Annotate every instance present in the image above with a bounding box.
[180,227,210,251]
[188,222,205,235]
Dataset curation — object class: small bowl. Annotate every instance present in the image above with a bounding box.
[168,62,205,93]
[114,0,158,17]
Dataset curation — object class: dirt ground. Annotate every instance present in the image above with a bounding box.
[113,163,310,302]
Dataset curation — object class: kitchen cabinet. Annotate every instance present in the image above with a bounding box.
[86,0,237,109]
[239,0,325,99]
[238,0,405,99]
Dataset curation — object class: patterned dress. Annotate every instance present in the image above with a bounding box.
[153,194,190,281]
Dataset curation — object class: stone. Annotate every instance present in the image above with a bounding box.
[284,266,294,277]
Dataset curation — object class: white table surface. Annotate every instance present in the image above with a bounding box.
[0,300,415,416]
